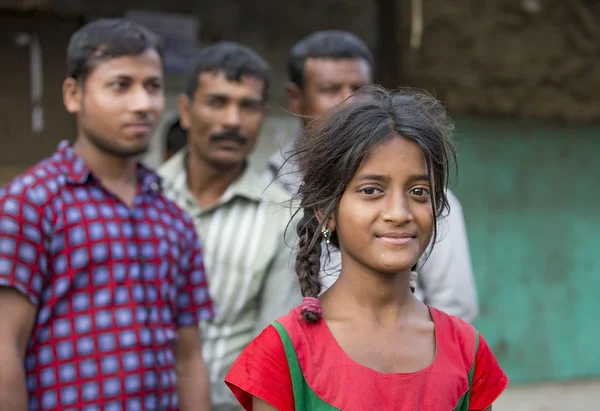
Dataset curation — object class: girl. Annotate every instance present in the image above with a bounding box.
[225,86,508,410]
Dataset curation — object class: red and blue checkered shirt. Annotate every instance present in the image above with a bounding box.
[0,141,214,410]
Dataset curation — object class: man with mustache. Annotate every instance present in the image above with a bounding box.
[158,42,296,411]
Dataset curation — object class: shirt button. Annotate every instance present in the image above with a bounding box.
[150,182,159,191]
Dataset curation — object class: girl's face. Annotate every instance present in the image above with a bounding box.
[331,137,434,276]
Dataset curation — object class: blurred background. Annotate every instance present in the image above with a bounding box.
[1,1,599,409]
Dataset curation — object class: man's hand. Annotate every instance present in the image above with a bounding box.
[0,287,37,411]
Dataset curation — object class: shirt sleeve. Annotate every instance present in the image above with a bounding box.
[418,189,479,322]
[175,219,214,327]
[469,333,509,410]
[0,184,48,306]
[225,324,294,411]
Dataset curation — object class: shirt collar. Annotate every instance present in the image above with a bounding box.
[159,148,265,210]
[55,140,162,193]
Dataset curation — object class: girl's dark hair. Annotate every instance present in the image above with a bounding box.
[293,85,456,323]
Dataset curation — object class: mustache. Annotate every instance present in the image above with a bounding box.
[210,130,247,144]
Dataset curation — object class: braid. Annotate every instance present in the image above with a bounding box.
[295,209,323,323]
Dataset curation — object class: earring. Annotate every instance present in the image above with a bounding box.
[321,225,332,244]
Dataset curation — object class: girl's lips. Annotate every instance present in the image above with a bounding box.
[377,233,416,246]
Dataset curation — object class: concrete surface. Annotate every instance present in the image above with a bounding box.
[495,379,600,411]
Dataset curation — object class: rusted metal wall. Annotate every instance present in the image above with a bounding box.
[452,116,600,383]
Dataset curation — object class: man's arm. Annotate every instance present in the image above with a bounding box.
[0,183,49,409]
[175,325,211,411]
[0,288,37,410]
[418,190,479,322]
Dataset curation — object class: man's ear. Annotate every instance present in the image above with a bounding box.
[63,77,82,114]
[178,93,192,130]
[285,81,303,116]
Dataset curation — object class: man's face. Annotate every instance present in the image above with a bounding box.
[63,49,165,157]
[179,71,266,169]
[288,57,371,118]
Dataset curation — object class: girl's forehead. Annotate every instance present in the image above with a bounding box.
[354,138,428,177]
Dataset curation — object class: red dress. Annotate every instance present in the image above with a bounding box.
[226,306,508,411]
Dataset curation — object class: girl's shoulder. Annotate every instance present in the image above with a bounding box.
[274,305,310,332]
[274,305,340,356]
[224,307,306,411]
[429,306,479,370]
[275,305,304,324]
[430,306,510,410]
[224,316,294,410]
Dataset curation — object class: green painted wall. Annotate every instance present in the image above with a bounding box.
[451,117,600,384]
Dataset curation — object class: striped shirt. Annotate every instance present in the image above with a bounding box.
[158,150,299,411]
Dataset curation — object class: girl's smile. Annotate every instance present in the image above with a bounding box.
[376,232,417,247]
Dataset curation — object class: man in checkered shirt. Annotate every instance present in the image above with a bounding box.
[0,19,214,410]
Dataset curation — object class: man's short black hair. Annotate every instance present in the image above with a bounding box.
[67,18,164,83]
[165,119,187,154]
[288,30,373,89]
[186,41,270,100]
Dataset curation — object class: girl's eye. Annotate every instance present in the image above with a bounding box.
[410,187,431,197]
[361,187,382,195]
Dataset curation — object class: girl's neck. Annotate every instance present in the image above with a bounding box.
[325,257,419,326]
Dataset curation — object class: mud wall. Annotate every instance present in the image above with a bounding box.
[406,0,600,122]
[3,0,598,121]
